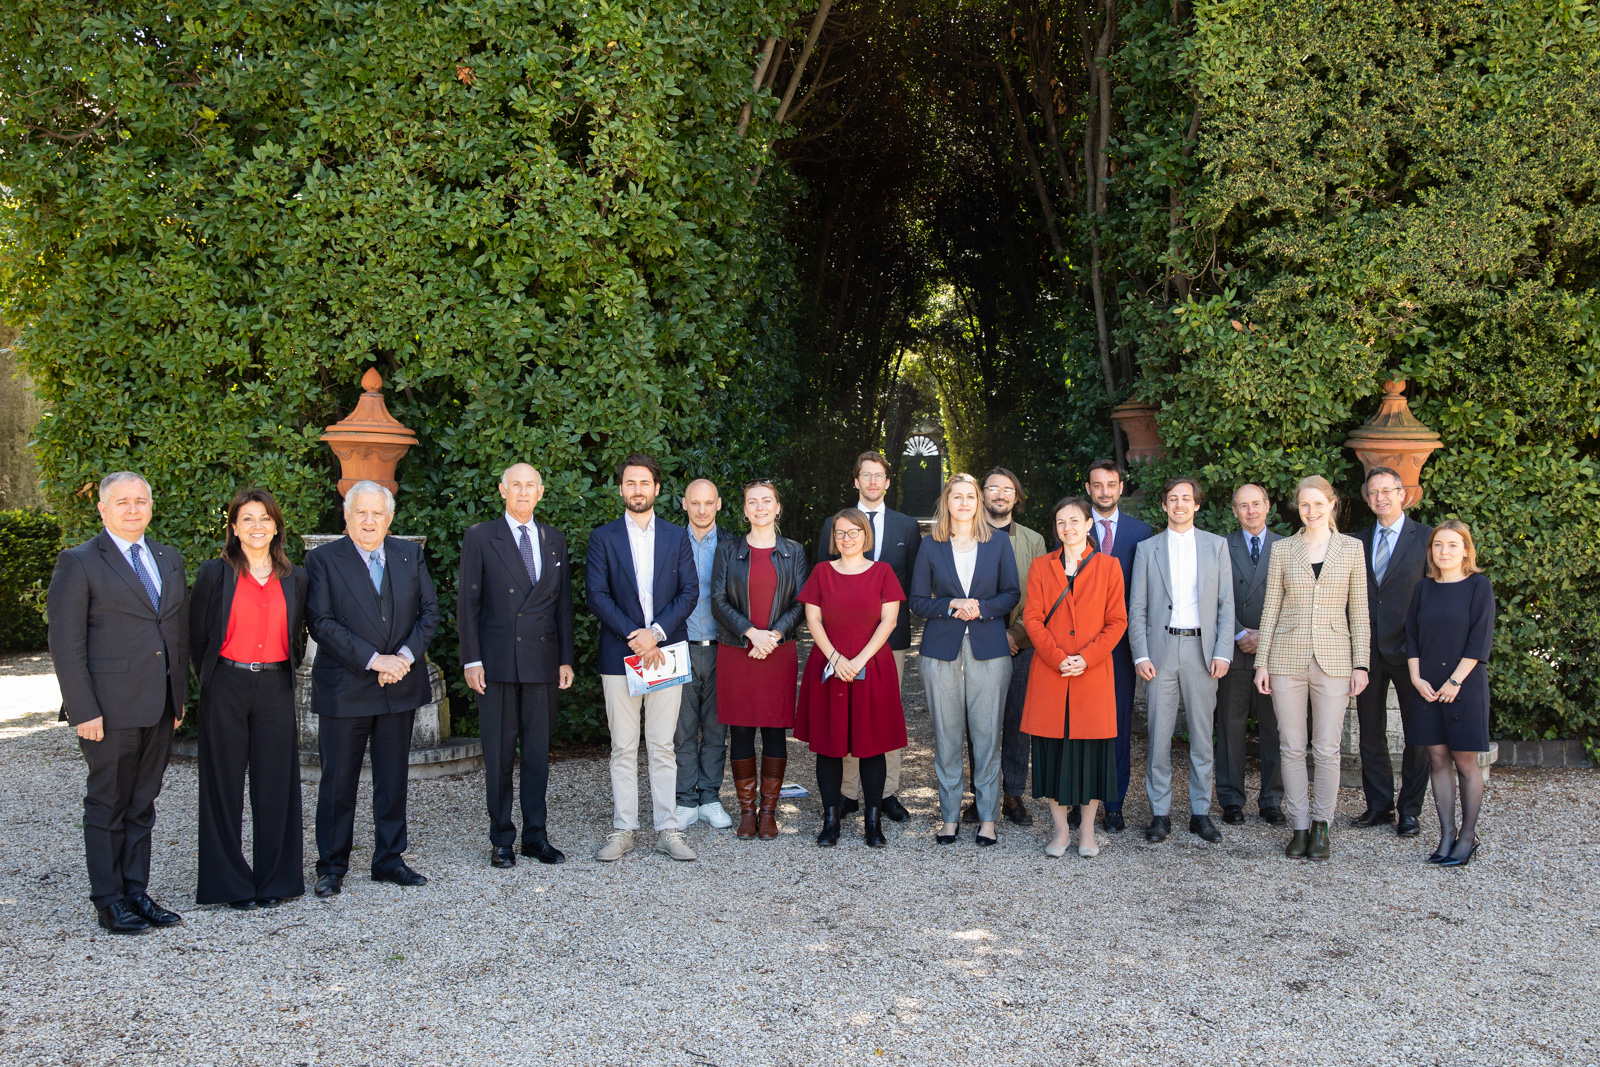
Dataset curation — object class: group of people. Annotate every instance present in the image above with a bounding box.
[47,454,1496,935]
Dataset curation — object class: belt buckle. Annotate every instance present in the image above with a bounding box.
[249,661,263,673]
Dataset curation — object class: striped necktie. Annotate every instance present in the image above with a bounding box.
[1374,528,1391,584]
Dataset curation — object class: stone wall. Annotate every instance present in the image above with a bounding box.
[0,318,47,510]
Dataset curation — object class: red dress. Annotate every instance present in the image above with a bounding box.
[716,547,799,728]
[794,561,907,758]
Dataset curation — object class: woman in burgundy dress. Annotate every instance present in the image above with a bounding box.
[711,480,811,839]
[796,508,908,847]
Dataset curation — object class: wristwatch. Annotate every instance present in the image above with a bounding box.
[1446,677,1463,687]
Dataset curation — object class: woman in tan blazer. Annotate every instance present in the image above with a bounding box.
[1254,476,1371,860]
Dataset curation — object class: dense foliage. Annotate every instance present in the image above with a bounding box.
[0,506,59,650]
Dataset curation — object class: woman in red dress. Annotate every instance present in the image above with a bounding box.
[796,508,908,847]
[711,480,810,839]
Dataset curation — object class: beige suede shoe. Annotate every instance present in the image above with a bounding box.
[595,830,634,863]
[654,829,697,862]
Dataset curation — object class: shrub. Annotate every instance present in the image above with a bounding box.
[0,507,60,651]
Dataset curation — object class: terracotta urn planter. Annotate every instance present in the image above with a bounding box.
[1110,401,1167,464]
[1343,380,1442,509]
[319,368,419,494]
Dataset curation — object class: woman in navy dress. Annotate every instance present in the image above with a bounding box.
[1405,520,1495,868]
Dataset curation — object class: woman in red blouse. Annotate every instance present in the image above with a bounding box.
[189,489,309,910]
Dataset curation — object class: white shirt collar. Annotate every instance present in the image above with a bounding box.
[504,512,537,539]
[856,499,883,515]
[1168,525,1196,541]
[106,531,149,555]
[626,512,656,535]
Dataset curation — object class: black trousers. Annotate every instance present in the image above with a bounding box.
[80,697,174,909]
[196,667,304,904]
[817,754,885,807]
[315,709,415,878]
[1355,654,1430,818]
[1110,642,1135,811]
[480,680,555,847]
[1214,666,1283,811]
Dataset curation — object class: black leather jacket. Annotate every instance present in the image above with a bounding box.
[710,535,810,647]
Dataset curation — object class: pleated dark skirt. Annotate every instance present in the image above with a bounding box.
[1031,735,1117,805]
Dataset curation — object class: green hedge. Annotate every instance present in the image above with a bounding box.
[0,507,59,651]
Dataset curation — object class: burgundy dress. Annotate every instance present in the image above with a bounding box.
[716,547,799,728]
[794,561,908,759]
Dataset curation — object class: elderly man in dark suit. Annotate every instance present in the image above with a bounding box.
[814,450,920,822]
[459,463,573,869]
[1353,465,1433,837]
[306,480,439,897]
[1215,483,1285,825]
[48,471,189,934]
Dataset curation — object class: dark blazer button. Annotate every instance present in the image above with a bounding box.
[1070,631,1075,636]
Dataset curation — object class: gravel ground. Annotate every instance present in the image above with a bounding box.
[2,648,1597,1067]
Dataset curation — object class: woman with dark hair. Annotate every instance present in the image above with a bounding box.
[189,489,308,909]
[1406,520,1496,867]
[711,480,809,839]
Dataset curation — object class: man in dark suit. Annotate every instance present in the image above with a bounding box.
[814,449,920,822]
[586,454,701,863]
[48,471,189,934]
[1216,483,1285,825]
[459,463,573,869]
[1353,465,1432,837]
[1084,458,1153,833]
[306,480,439,896]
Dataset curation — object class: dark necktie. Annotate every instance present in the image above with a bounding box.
[517,525,539,583]
[128,543,160,610]
[1250,535,1260,565]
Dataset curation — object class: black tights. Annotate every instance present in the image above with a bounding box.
[729,726,787,762]
[1427,744,1485,860]
[817,754,886,807]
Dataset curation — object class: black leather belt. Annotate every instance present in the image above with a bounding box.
[689,640,716,647]
[1166,627,1202,637]
[221,657,289,672]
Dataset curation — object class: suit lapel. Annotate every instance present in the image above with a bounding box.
[491,521,535,600]
[151,542,182,617]
[1386,522,1425,591]
[652,520,673,608]
[337,537,387,634]
[96,533,158,617]
[216,563,238,634]
[1153,531,1173,599]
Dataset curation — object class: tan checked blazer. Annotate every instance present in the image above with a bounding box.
[1254,532,1371,677]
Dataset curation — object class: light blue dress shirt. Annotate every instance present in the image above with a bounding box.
[107,531,162,597]
[686,526,719,641]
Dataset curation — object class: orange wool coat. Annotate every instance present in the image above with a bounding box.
[1019,546,1127,740]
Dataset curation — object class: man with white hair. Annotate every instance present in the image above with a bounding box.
[48,472,190,934]
[305,480,440,897]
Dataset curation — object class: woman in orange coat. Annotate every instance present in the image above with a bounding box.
[1021,496,1127,858]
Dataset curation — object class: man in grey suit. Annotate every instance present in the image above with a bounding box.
[1129,477,1235,843]
[48,472,189,934]
[1215,484,1285,825]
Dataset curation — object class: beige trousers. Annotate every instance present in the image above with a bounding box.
[842,649,906,801]
[1270,659,1349,831]
[601,675,683,832]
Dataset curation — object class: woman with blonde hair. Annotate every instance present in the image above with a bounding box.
[1254,475,1371,860]
[1406,521,1496,867]
[909,473,1020,846]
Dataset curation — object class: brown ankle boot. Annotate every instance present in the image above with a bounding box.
[757,756,787,839]
[731,758,759,839]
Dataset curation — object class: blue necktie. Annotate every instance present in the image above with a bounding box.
[517,525,539,583]
[1374,528,1391,585]
[368,551,384,592]
[1250,535,1260,565]
[128,543,160,610]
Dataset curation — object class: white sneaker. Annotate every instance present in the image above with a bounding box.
[674,805,700,830]
[699,800,733,829]
[595,830,634,862]
[654,829,697,862]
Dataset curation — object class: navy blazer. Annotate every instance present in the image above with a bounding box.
[189,557,309,688]
[909,534,1020,662]
[1356,518,1432,662]
[458,518,574,685]
[585,515,699,675]
[306,535,439,716]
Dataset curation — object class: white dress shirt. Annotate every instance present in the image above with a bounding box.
[107,531,162,597]
[1167,527,1201,629]
[625,512,666,640]
[856,500,884,562]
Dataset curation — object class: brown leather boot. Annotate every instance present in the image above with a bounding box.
[1002,795,1034,826]
[731,757,759,839]
[757,756,787,839]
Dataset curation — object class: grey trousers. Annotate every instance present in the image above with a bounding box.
[674,643,726,806]
[923,637,1012,823]
[1215,665,1283,811]
[1144,635,1219,817]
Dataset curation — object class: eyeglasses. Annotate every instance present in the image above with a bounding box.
[857,473,887,484]
[1367,486,1403,497]
[835,528,865,540]
[984,485,1016,496]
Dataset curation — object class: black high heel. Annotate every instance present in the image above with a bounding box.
[1427,838,1455,864]
[1438,837,1479,868]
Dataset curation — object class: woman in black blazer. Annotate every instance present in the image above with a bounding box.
[909,474,1020,846]
[189,488,308,909]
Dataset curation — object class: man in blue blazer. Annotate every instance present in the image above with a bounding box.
[586,454,701,864]
[306,480,439,897]
[1085,458,1153,832]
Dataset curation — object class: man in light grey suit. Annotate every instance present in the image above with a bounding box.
[1129,477,1235,844]
[1215,484,1285,826]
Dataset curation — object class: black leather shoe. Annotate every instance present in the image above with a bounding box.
[126,891,182,927]
[255,897,283,909]
[1067,806,1082,828]
[1222,805,1245,824]
[314,874,342,897]
[1396,815,1421,838]
[1353,807,1395,827]
[521,833,567,865]
[816,805,842,847]
[227,899,259,911]
[1144,815,1171,842]
[839,797,861,816]
[863,805,887,848]
[1104,809,1125,833]
[1002,795,1033,826]
[961,800,980,824]
[1189,814,1223,842]
[1259,806,1286,825]
[880,795,910,823]
[491,846,517,868]
[97,899,152,935]
[372,863,428,887]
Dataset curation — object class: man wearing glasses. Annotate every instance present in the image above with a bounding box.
[815,451,920,823]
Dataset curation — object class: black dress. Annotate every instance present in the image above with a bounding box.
[1403,573,1495,751]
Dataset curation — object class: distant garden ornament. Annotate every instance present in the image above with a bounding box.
[1110,401,1166,464]
[319,368,419,495]
[1344,380,1442,509]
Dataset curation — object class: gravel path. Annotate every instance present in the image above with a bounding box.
[1,649,1596,1066]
